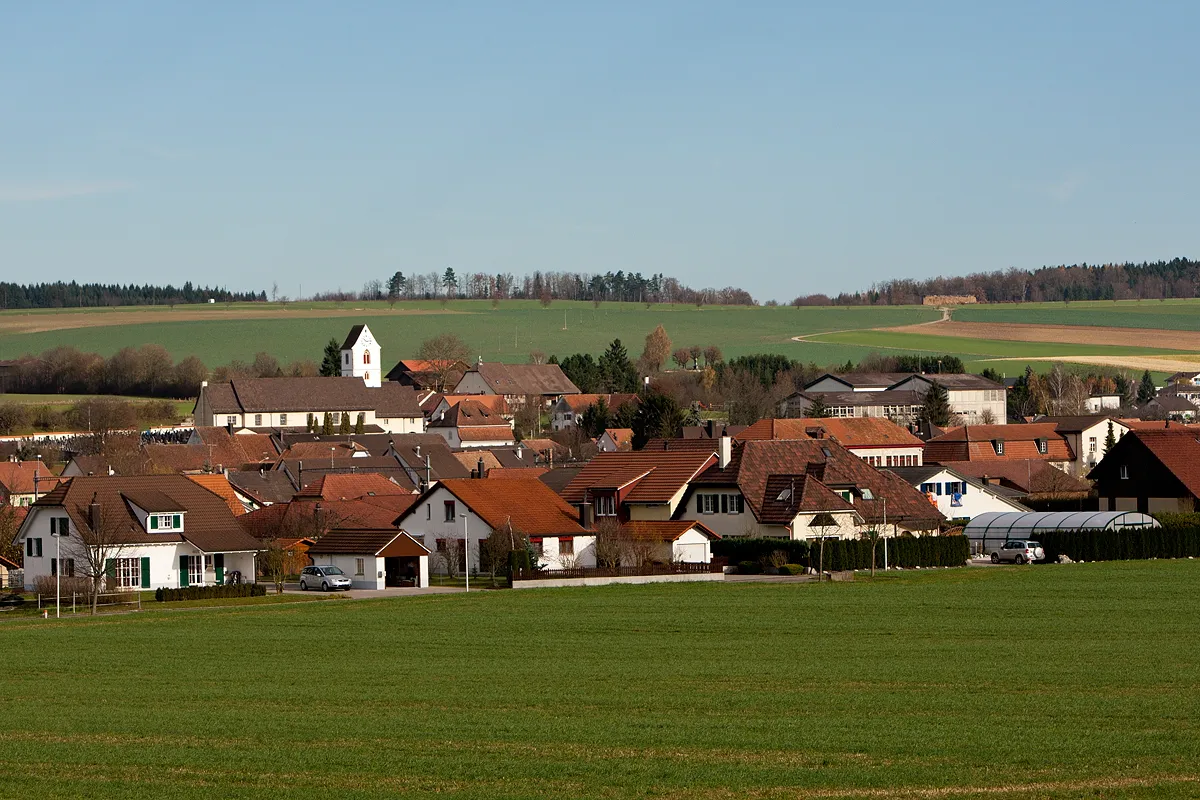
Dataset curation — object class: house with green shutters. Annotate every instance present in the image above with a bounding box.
[12,475,262,591]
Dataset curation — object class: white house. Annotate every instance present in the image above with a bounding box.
[426,399,516,449]
[340,324,382,388]
[1035,416,1131,477]
[802,372,1007,425]
[452,361,580,407]
[13,475,262,591]
[735,418,924,468]
[305,528,430,589]
[396,477,594,573]
[621,520,720,563]
[886,465,1028,521]
[597,428,634,452]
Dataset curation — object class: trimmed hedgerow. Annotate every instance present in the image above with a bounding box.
[714,535,970,571]
[155,584,266,602]
[1034,527,1200,563]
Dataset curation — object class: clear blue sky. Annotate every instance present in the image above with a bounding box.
[3,2,1198,301]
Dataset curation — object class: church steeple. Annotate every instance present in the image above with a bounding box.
[340,324,381,387]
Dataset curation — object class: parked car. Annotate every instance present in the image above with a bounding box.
[299,565,353,591]
[990,540,1045,564]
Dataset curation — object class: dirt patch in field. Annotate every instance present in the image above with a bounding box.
[883,320,1200,351]
[0,307,466,335]
[981,355,1200,373]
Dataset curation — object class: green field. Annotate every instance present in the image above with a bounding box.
[2,562,1198,798]
[956,299,1200,331]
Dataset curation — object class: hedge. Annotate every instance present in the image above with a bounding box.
[712,535,970,571]
[1033,527,1200,563]
[155,584,267,602]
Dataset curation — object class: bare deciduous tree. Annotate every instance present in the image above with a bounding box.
[416,333,471,392]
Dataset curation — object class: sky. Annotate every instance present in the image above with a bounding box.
[3,2,1199,301]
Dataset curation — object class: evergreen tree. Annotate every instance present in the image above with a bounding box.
[612,401,639,429]
[1104,420,1117,455]
[580,397,611,438]
[1114,373,1132,406]
[442,267,457,298]
[354,412,365,435]
[320,338,342,377]
[632,391,686,449]
[558,353,601,393]
[1137,370,1157,404]
[919,381,953,427]
[599,339,639,393]
[807,395,830,418]
[339,413,351,435]
[386,271,406,301]
[306,413,315,433]
[322,411,334,435]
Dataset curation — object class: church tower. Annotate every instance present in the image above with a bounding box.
[340,324,381,387]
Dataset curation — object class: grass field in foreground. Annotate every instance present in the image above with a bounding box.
[1,562,1198,799]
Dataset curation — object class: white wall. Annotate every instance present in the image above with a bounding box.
[671,528,713,562]
[851,446,924,468]
[907,469,1025,519]
[541,535,597,569]
[677,489,757,537]
[399,486,492,574]
[315,553,385,590]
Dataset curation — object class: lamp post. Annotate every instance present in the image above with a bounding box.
[50,528,64,619]
[460,512,469,593]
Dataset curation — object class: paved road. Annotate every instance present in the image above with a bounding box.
[280,583,464,600]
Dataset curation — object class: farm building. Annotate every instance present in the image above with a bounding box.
[963,510,1159,555]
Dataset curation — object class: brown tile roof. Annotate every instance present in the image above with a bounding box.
[925,424,1074,463]
[1091,429,1200,498]
[239,495,418,539]
[621,520,720,541]
[1034,415,1124,433]
[462,363,580,396]
[418,478,591,535]
[0,461,64,496]
[187,474,247,516]
[560,394,639,413]
[643,438,722,453]
[296,472,411,501]
[602,428,634,449]
[205,378,423,417]
[736,418,924,449]
[756,474,857,523]
[225,470,297,505]
[32,475,262,552]
[1117,418,1196,431]
[277,457,419,492]
[806,372,913,390]
[486,467,549,479]
[692,439,942,528]
[308,529,430,557]
[387,434,472,481]
[279,441,370,460]
[453,451,502,475]
[429,399,512,429]
[429,394,511,416]
[538,466,582,495]
[561,451,717,505]
[457,426,517,442]
[940,460,1091,495]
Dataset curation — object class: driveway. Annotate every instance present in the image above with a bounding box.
[279,583,464,599]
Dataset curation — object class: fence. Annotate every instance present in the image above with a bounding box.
[512,562,722,582]
[37,591,141,615]
[1,571,23,591]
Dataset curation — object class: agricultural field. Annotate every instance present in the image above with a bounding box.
[1,562,1198,799]
[3,298,1200,376]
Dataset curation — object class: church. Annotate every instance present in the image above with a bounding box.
[192,324,425,434]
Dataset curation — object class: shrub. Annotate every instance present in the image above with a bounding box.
[714,538,809,565]
[155,584,267,602]
[715,535,969,571]
[1034,527,1200,563]
[736,561,762,574]
[776,564,805,575]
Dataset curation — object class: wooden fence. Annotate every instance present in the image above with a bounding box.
[512,562,722,582]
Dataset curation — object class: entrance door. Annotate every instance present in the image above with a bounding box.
[214,554,225,585]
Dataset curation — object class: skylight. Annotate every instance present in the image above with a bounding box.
[775,488,792,502]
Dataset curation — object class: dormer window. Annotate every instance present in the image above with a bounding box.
[993,440,1004,456]
[838,490,854,503]
[149,513,182,532]
[1036,438,1048,455]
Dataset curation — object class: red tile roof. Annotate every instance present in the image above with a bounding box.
[940,460,1090,495]
[456,426,517,442]
[308,529,430,557]
[756,474,857,523]
[924,424,1074,463]
[420,478,591,535]
[187,474,247,516]
[561,451,717,505]
[296,473,412,501]
[735,418,924,448]
[459,362,580,396]
[1097,429,1200,498]
[621,520,720,541]
[602,428,635,449]
[559,394,639,413]
[0,461,63,496]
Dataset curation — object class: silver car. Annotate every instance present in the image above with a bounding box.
[991,540,1044,564]
[299,565,353,591]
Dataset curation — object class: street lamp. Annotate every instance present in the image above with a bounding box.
[460,512,469,593]
[50,525,67,619]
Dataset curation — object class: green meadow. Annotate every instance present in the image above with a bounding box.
[1,562,1198,799]
[956,298,1200,330]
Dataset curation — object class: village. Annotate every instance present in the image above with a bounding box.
[3,322,1193,606]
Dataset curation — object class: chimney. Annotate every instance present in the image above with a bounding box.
[89,492,101,532]
[718,435,732,469]
[578,502,595,529]
[476,457,484,478]
[516,448,523,460]
[415,445,421,458]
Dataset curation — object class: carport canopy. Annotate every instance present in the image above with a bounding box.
[963,511,1160,539]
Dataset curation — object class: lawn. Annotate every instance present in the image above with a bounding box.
[1,562,1198,798]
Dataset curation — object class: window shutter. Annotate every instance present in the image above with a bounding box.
[140,557,151,589]
[720,494,728,513]
[50,518,56,535]
[35,539,42,557]
[150,515,158,530]
[696,494,703,513]
[105,558,115,581]
[173,514,182,529]
[51,558,57,577]
[26,538,32,557]
[179,555,190,588]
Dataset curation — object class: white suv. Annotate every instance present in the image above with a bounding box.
[991,540,1044,564]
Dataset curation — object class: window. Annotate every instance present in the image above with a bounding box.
[1089,437,1097,453]
[226,416,237,427]
[279,413,288,426]
[444,500,456,522]
[426,504,432,520]
[559,537,574,556]
[363,351,371,364]
[115,557,141,589]
[724,494,744,514]
[1120,465,1129,480]
[50,517,69,535]
[920,483,935,495]
[254,414,263,426]
[993,440,1004,456]
[344,352,350,365]
[838,490,853,503]
[51,558,75,577]
[188,555,204,586]
[698,494,718,514]
[149,514,182,532]
[1036,439,1048,455]
[26,538,42,558]
[596,495,617,516]
[355,558,365,576]
[332,412,341,424]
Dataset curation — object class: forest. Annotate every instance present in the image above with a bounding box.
[0,281,264,309]
[793,258,1200,305]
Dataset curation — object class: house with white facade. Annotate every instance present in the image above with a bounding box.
[305,528,430,589]
[886,465,1028,521]
[597,428,634,452]
[621,520,720,564]
[396,477,593,573]
[799,372,1007,424]
[427,399,516,449]
[453,361,580,407]
[561,449,719,522]
[0,460,64,507]
[13,475,262,591]
[1035,416,1131,477]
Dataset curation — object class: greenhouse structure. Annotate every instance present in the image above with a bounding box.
[963,511,1160,556]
